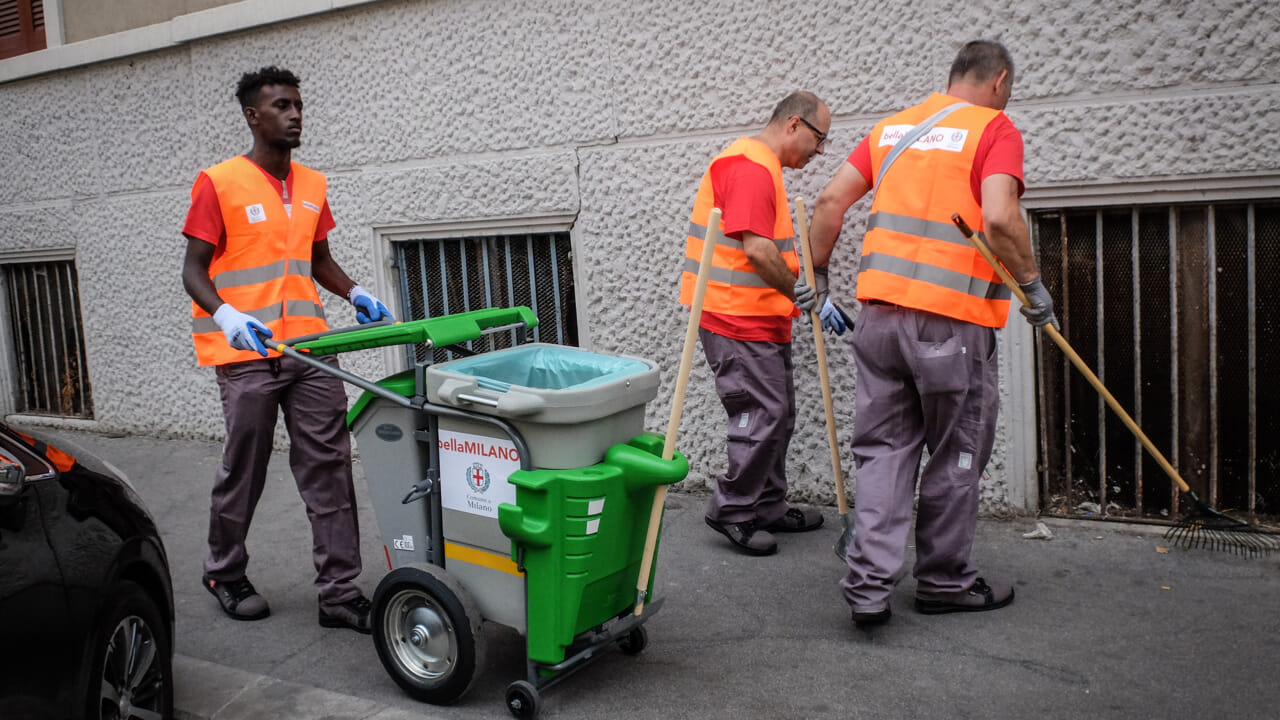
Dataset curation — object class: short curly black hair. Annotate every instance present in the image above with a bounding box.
[235,66,301,108]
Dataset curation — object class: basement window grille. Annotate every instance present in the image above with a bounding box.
[2,259,94,418]
[1031,201,1280,524]
[394,231,577,365]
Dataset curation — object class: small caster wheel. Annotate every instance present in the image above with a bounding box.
[505,680,540,719]
[618,626,648,655]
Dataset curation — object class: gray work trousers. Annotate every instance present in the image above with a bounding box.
[840,303,998,612]
[699,328,794,526]
[204,353,363,605]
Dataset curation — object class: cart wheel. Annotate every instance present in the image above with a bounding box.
[618,626,648,656]
[505,680,540,719]
[372,564,486,705]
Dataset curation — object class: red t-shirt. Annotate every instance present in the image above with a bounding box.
[847,112,1025,201]
[182,157,336,247]
[698,153,794,344]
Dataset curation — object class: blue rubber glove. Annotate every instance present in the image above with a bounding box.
[348,285,394,324]
[213,303,272,356]
[819,298,851,335]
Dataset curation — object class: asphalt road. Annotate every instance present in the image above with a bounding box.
[34,428,1280,720]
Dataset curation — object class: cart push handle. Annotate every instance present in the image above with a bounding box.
[245,306,539,417]
[269,306,539,357]
[266,318,397,348]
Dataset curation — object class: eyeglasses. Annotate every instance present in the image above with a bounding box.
[796,116,828,150]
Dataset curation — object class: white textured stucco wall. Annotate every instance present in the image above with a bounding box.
[2,0,1278,512]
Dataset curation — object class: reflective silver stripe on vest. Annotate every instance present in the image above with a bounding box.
[687,221,794,253]
[858,252,1011,301]
[681,256,773,288]
[866,211,971,247]
[191,299,325,334]
[192,316,219,334]
[213,259,314,291]
[286,299,325,319]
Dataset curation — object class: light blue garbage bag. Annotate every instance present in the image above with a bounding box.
[442,345,651,391]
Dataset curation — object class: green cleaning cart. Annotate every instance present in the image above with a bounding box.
[272,307,687,718]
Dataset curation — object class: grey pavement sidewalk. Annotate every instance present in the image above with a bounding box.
[35,428,1280,720]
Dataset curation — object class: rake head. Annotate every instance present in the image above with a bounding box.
[1164,501,1280,557]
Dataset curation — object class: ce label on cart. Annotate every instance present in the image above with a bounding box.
[438,429,519,518]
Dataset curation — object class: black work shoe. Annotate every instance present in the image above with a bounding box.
[203,574,270,621]
[852,606,891,628]
[705,516,778,556]
[319,594,373,634]
[764,506,825,533]
[915,577,1014,615]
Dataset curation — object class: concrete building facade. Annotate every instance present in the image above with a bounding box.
[2,0,1278,514]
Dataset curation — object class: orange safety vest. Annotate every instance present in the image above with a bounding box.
[679,137,799,317]
[857,93,1013,327]
[190,156,330,366]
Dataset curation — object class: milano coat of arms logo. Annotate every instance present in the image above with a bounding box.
[466,462,491,493]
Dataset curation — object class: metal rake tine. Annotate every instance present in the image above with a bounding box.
[1164,524,1194,545]
[1164,521,1276,556]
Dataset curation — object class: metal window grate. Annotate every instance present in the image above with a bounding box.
[1032,201,1280,523]
[394,232,577,365]
[3,260,94,418]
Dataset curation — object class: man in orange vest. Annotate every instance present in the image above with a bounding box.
[680,91,839,556]
[803,41,1057,626]
[181,66,391,632]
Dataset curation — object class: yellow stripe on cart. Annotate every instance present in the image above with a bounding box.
[443,541,523,577]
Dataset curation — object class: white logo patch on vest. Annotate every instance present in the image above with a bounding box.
[879,124,969,153]
[245,203,267,223]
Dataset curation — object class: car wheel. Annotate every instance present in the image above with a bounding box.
[372,564,485,705]
[86,580,174,720]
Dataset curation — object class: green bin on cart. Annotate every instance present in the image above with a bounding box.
[499,433,687,667]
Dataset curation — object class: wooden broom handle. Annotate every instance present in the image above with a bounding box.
[634,208,722,616]
[950,214,1191,494]
[795,197,848,515]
